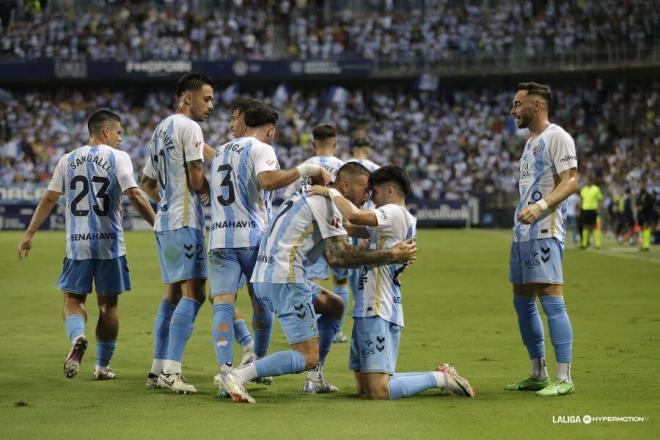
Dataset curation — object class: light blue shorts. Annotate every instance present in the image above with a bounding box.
[155,227,207,284]
[509,238,564,285]
[306,256,329,281]
[208,247,257,295]
[349,316,401,374]
[252,282,318,345]
[57,256,131,295]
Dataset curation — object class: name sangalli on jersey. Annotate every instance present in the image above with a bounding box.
[70,232,118,241]
[210,220,257,230]
[69,154,111,171]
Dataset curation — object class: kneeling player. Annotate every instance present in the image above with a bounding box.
[215,163,416,403]
[309,165,475,399]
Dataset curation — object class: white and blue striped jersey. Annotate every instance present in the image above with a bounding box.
[47,145,137,260]
[513,123,578,243]
[353,204,416,327]
[208,136,280,249]
[346,158,380,173]
[285,154,345,198]
[251,193,347,284]
[142,114,205,232]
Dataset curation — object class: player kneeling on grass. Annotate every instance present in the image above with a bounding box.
[17,109,156,381]
[308,165,475,399]
[215,162,416,403]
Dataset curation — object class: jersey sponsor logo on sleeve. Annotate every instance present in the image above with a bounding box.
[377,208,388,219]
[559,154,577,162]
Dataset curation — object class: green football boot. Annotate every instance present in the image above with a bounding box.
[504,375,550,391]
[536,379,575,396]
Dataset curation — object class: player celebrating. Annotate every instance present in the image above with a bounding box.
[337,135,381,342]
[140,72,214,394]
[203,98,272,371]
[308,165,474,399]
[507,82,579,396]
[17,109,156,380]
[215,162,416,403]
[208,104,331,386]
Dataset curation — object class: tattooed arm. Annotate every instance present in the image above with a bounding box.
[324,235,415,268]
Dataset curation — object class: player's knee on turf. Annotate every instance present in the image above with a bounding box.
[363,382,389,400]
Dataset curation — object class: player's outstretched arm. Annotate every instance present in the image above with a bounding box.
[344,219,370,239]
[125,187,156,227]
[257,164,332,191]
[203,143,215,162]
[518,168,579,224]
[324,235,416,268]
[308,185,378,226]
[140,175,160,203]
[17,190,61,260]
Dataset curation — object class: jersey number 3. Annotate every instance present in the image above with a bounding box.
[216,164,235,206]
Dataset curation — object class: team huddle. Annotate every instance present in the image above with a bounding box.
[17,73,577,401]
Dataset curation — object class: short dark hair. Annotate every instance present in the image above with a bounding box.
[176,72,214,97]
[312,124,336,141]
[244,105,279,127]
[87,109,121,136]
[517,82,552,109]
[351,136,372,151]
[369,165,411,196]
[232,98,262,115]
[336,161,371,182]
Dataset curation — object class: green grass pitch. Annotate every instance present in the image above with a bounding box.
[1,230,658,439]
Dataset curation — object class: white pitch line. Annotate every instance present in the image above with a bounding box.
[584,248,660,265]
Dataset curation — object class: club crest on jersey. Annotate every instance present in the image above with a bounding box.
[330,216,342,228]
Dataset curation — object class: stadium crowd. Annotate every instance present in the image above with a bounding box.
[0,1,273,61]
[0,1,657,64]
[1,80,657,201]
[287,0,659,64]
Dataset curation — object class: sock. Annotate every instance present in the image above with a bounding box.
[333,285,349,333]
[317,314,340,365]
[64,314,85,342]
[163,297,202,373]
[252,299,273,357]
[512,295,546,378]
[531,357,547,380]
[388,373,437,399]
[642,228,651,249]
[234,363,258,383]
[212,303,235,369]
[557,362,572,382]
[253,350,306,379]
[307,363,323,381]
[581,228,589,247]
[540,296,573,369]
[152,300,176,374]
[234,319,253,348]
[594,227,602,248]
[95,340,116,368]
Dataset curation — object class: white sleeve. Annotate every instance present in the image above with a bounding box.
[115,151,138,192]
[253,143,280,176]
[142,154,157,180]
[371,204,402,235]
[47,156,66,193]
[180,120,205,163]
[550,131,578,175]
[308,196,347,239]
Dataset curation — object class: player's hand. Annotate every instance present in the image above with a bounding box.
[17,235,33,261]
[517,203,543,224]
[199,191,210,206]
[306,185,329,198]
[390,238,416,264]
